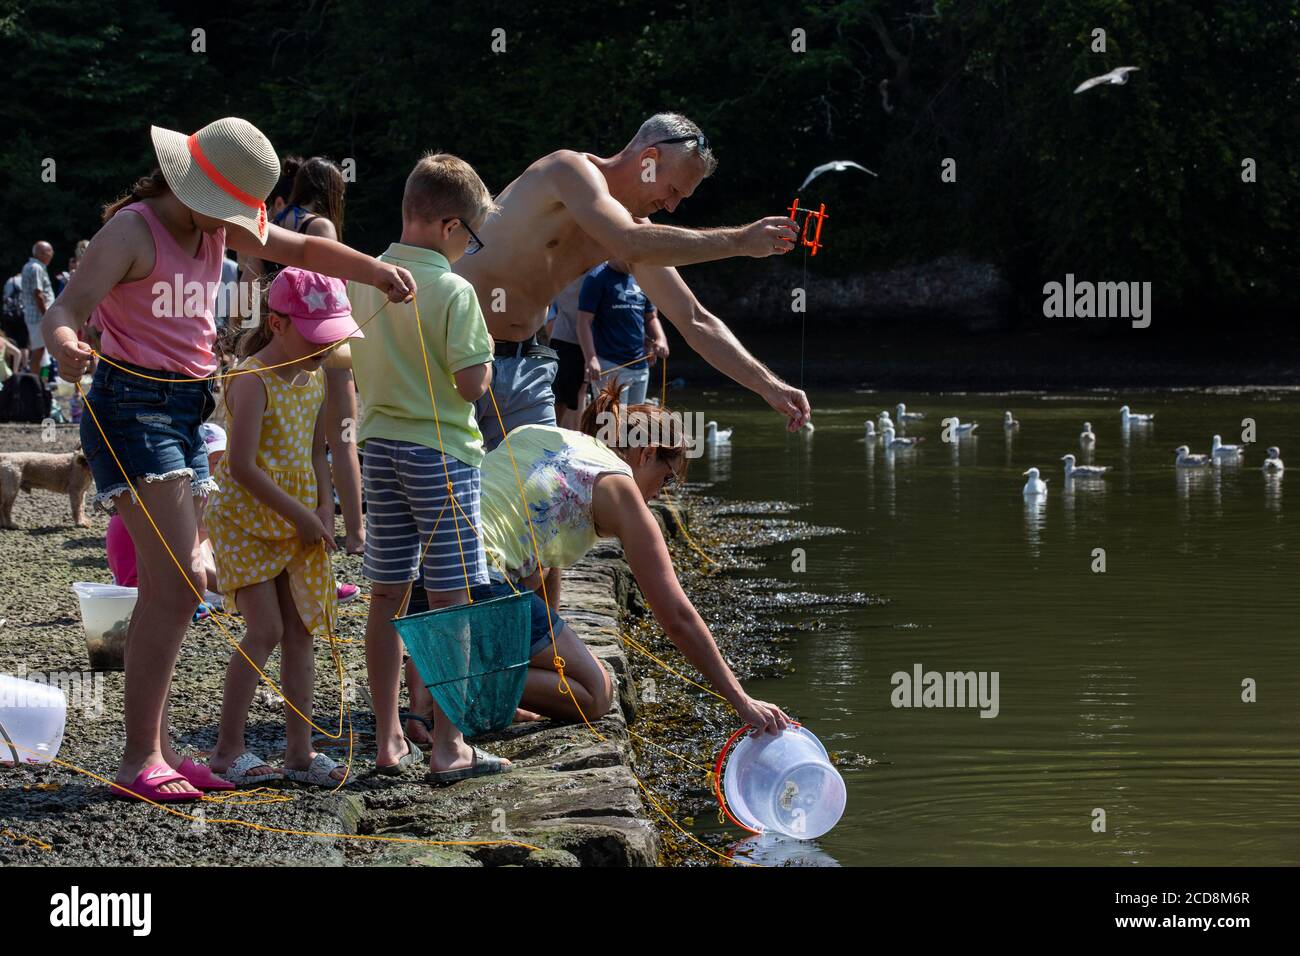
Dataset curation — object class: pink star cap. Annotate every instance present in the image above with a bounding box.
[267,267,364,344]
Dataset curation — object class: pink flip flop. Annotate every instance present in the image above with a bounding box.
[109,763,204,803]
[177,757,236,791]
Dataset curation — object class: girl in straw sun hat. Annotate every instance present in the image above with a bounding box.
[39,117,416,803]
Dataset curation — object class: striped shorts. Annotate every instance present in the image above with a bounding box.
[362,438,488,592]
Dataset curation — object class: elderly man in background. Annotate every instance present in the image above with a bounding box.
[21,241,55,374]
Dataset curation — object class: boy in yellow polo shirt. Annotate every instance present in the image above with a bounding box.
[348,153,507,782]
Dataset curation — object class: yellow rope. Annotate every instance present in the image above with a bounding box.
[622,632,728,702]
[594,351,654,378]
[61,282,741,863]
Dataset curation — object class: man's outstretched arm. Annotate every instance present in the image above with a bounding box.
[548,153,797,267]
[632,263,811,431]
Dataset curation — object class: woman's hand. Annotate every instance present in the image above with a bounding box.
[294,505,334,550]
[373,260,417,303]
[735,695,792,735]
[48,327,94,383]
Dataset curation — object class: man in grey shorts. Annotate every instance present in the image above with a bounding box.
[456,113,812,604]
[458,112,812,454]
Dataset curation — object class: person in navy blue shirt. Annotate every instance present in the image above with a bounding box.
[576,258,668,405]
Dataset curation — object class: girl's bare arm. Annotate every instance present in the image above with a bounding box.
[41,214,151,381]
[227,224,416,303]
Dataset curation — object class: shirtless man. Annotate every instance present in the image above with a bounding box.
[405,115,814,744]
[455,112,812,447]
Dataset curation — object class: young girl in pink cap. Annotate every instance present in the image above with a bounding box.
[39,117,414,802]
[205,267,364,787]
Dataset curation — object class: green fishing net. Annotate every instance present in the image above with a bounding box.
[393,591,532,738]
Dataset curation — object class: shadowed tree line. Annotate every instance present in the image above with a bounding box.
[2,0,1295,324]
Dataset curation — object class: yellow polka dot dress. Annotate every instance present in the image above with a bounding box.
[207,358,335,636]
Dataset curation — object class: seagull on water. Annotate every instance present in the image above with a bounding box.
[1080,422,1096,446]
[705,421,732,447]
[864,420,878,441]
[1262,447,1284,473]
[1062,454,1107,479]
[1120,405,1154,424]
[1073,66,1140,94]
[1004,411,1020,430]
[881,426,923,450]
[798,160,878,192]
[1175,445,1212,468]
[950,420,979,437]
[878,410,894,432]
[1211,435,1244,460]
[896,402,925,423]
[1022,467,1048,497]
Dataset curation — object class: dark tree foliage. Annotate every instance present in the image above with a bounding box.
[2,0,1295,316]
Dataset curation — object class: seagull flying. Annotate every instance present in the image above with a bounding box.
[1074,66,1140,95]
[798,160,878,192]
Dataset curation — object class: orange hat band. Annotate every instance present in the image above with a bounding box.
[186,133,268,238]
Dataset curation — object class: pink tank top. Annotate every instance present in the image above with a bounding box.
[90,201,226,376]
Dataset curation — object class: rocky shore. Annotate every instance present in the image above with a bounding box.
[0,422,669,867]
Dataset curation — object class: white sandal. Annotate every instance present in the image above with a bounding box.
[283,752,347,787]
[223,751,283,786]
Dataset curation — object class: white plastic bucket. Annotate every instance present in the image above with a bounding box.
[723,726,847,840]
[0,674,67,765]
[72,582,138,672]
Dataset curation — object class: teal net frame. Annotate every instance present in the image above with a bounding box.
[392,590,533,738]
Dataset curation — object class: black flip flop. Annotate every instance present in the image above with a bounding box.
[374,733,423,777]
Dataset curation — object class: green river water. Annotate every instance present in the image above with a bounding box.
[683,388,1300,866]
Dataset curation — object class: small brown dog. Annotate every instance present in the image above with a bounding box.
[0,449,94,529]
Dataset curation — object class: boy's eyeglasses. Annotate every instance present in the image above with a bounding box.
[649,133,708,153]
[444,216,484,255]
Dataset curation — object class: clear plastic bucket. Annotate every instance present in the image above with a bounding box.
[0,674,67,765]
[72,582,138,672]
[723,726,847,840]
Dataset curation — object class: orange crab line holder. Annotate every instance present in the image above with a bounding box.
[787,198,828,256]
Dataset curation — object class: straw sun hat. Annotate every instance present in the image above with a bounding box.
[150,117,281,244]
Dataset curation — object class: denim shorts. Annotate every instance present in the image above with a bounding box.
[474,352,558,453]
[469,580,565,658]
[79,358,218,513]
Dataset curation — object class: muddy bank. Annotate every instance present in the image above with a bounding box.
[0,422,658,867]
